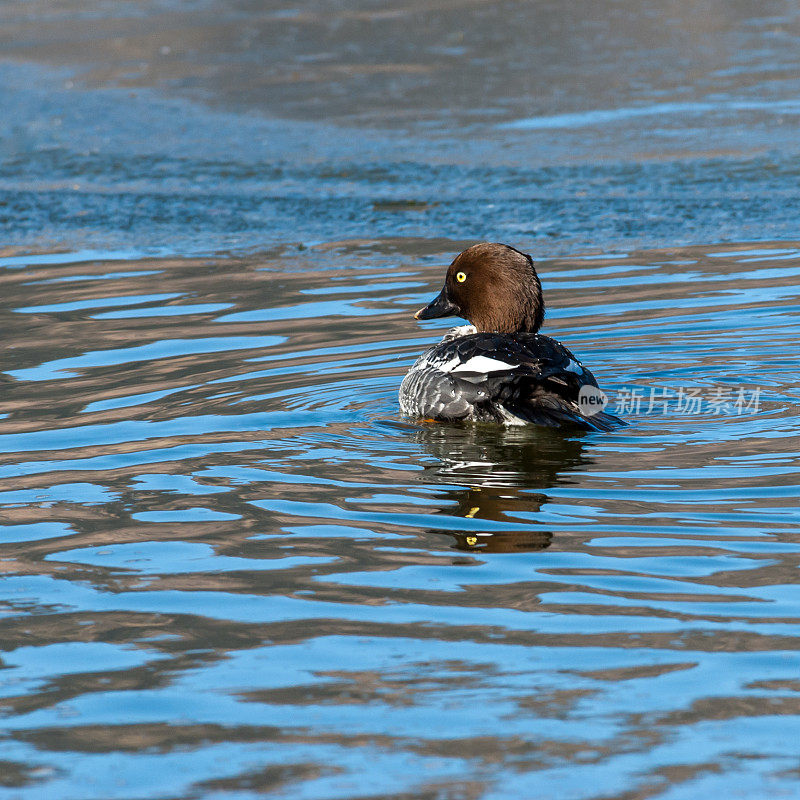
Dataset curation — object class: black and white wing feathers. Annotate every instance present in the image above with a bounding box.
[400,332,621,431]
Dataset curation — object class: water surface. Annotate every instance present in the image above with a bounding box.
[4,0,800,254]
[2,240,800,798]
[3,1,800,797]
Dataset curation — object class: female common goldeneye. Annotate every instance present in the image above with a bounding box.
[399,242,622,431]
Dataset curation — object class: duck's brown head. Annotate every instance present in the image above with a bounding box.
[414,242,544,334]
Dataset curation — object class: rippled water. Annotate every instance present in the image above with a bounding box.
[3,240,800,798]
[5,0,800,795]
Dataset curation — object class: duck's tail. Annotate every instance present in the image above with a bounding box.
[503,397,625,432]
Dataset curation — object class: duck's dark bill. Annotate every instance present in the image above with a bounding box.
[414,287,459,320]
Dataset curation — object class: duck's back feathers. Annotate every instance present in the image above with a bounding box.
[400,331,622,432]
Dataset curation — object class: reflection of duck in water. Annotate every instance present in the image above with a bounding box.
[412,422,592,552]
[400,243,623,431]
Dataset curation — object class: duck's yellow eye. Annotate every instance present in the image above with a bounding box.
[456,271,467,283]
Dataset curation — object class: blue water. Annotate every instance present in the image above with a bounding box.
[3,2,800,798]
[2,241,800,800]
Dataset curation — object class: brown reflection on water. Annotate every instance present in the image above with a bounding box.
[0,249,428,433]
[3,241,800,797]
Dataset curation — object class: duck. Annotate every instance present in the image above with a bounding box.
[399,242,623,431]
